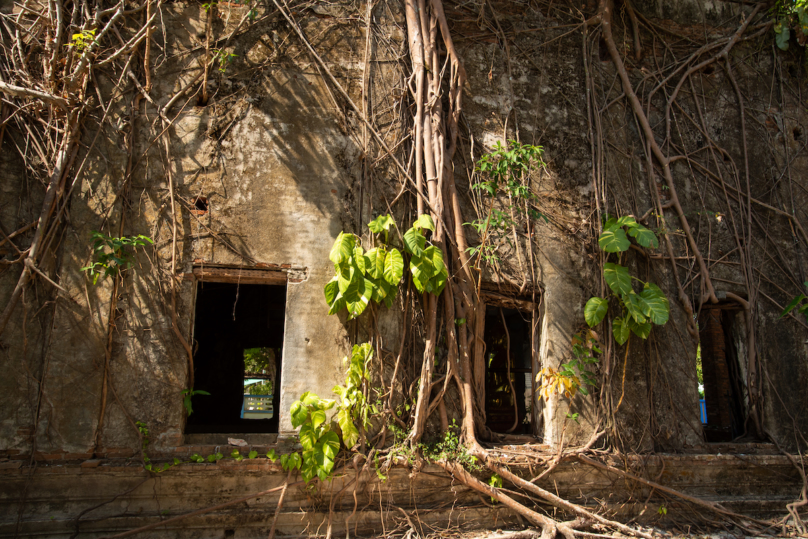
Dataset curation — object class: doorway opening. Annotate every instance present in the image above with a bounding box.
[483,306,533,434]
[186,281,286,433]
[697,306,746,442]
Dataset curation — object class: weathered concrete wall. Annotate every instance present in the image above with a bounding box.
[1,0,808,502]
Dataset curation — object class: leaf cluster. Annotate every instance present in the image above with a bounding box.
[466,141,548,266]
[325,215,403,319]
[404,215,448,295]
[81,231,153,285]
[586,216,669,346]
[332,343,378,449]
[290,392,341,483]
[68,29,96,52]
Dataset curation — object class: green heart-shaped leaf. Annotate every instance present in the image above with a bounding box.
[640,283,670,325]
[604,263,632,295]
[584,297,608,327]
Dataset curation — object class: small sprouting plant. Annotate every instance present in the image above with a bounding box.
[68,29,96,52]
[202,1,217,12]
[780,282,808,323]
[421,419,481,471]
[538,331,600,400]
[81,231,153,284]
[211,49,237,72]
[181,388,211,416]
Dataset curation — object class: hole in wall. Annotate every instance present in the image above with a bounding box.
[193,196,209,215]
[186,281,286,434]
[794,126,803,141]
[702,64,715,76]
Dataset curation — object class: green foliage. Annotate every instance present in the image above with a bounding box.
[487,472,503,503]
[290,392,340,483]
[466,140,548,266]
[585,216,669,347]
[81,231,153,284]
[181,388,210,416]
[773,0,808,51]
[421,420,481,471]
[211,49,237,72]
[538,331,600,400]
[780,283,808,323]
[333,343,376,449]
[68,29,96,52]
[325,214,448,318]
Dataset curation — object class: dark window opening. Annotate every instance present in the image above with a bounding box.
[484,306,533,434]
[697,307,746,442]
[186,281,285,433]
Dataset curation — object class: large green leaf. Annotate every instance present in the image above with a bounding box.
[422,245,445,275]
[342,270,363,303]
[414,214,436,232]
[622,290,648,324]
[329,232,355,264]
[324,278,339,305]
[628,224,659,249]
[584,297,608,327]
[368,214,396,234]
[290,401,309,428]
[337,265,353,294]
[327,292,346,315]
[338,408,359,449]
[616,215,637,228]
[603,263,632,295]
[310,408,326,429]
[384,248,404,285]
[612,317,630,346]
[299,423,317,451]
[365,248,386,279]
[403,227,426,256]
[431,272,447,296]
[640,284,670,325]
[352,246,366,274]
[598,227,630,252]
[626,316,652,339]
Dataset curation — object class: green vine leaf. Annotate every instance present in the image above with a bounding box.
[338,407,359,449]
[365,248,386,279]
[324,278,339,305]
[627,224,658,249]
[615,215,637,228]
[626,316,652,339]
[422,245,445,276]
[584,297,608,327]
[352,246,366,274]
[598,227,630,252]
[623,290,649,324]
[413,214,436,232]
[640,284,670,325]
[603,263,632,295]
[612,317,630,346]
[384,248,404,285]
[329,232,355,264]
[403,227,426,257]
[368,214,396,235]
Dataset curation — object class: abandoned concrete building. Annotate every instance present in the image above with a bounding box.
[1,0,808,536]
